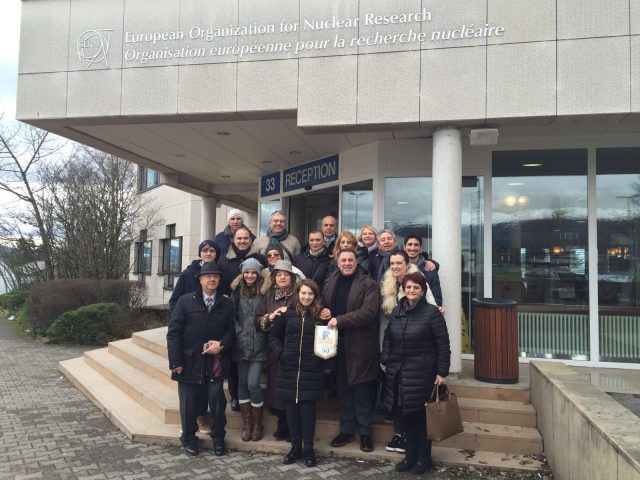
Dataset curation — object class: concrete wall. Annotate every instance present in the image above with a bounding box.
[129,185,257,306]
[16,1,640,127]
[530,361,640,480]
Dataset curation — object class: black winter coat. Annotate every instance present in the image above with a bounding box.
[292,245,331,292]
[167,290,236,384]
[169,259,202,311]
[269,309,325,403]
[382,297,450,415]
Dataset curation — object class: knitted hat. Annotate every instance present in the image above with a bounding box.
[240,258,263,274]
[198,239,218,256]
[227,209,243,221]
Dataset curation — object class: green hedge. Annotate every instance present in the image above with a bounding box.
[47,303,123,345]
[0,289,29,311]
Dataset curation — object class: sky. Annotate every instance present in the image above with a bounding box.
[0,0,21,119]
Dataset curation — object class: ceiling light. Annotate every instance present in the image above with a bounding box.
[504,195,517,207]
[289,150,301,155]
[217,131,230,136]
[508,182,524,186]
[522,163,542,167]
[517,195,529,206]
[397,201,409,205]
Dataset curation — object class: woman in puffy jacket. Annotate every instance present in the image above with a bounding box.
[230,258,271,442]
[269,279,326,468]
[382,272,451,475]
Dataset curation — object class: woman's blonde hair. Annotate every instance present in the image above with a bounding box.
[332,230,358,258]
[358,224,378,244]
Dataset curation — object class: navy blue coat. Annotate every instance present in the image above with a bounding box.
[167,290,236,385]
[169,259,202,311]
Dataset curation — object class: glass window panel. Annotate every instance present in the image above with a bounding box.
[169,238,181,273]
[492,149,589,361]
[384,177,432,251]
[596,148,640,363]
[384,176,484,354]
[259,199,281,236]
[142,241,152,274]
[341,180,373,236]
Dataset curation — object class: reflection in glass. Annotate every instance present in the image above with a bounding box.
[492,150,589,360]
[259,199,281,236]
[597,148,640,363]
[341,180,373,235]
[142,241,152,274]
[384,176,484,354]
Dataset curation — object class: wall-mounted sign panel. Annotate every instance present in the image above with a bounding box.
[260,171,281,197]
[283,155,339,193]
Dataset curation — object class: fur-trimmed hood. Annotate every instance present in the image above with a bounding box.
[380,263,420,315]
[230,269,272,295]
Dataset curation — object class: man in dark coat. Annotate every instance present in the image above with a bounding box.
[321,215,338,251]
[403,234,443,306]
[321,249,381,453]
[218,227,267,296]
[214,208,256,257]
[169,239,220,311]
[167,262,236,457]
[293,230,331,293]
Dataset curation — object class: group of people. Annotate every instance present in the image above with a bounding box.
[166,209,451,474]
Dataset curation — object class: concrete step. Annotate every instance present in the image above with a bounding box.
[78,346,543,455]
[108,338,175,390]
[448,382,530,403]
[84,348,180,424]
[107,338,535,427]
[457,397,536,427]
[132,327,168,357]
[58,355,545,471]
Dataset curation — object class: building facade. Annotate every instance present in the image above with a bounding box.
[16,0,640,371]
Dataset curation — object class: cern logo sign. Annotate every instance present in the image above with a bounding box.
[76,29,113,68]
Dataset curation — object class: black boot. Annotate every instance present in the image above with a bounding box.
[273,409,289,440]
[283,446,302,465]
[304,447,317,468]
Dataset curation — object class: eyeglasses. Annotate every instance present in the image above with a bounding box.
[267,252,281,258]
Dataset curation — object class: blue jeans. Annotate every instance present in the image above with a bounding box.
[237,360,264,406]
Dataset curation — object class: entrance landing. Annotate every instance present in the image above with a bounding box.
[59,327,547,471]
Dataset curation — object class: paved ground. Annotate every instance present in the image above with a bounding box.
[0,316,551,480]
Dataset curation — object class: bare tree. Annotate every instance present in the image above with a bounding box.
[43,146,161,279]
[0,116,160,285]
[0,118,64,281]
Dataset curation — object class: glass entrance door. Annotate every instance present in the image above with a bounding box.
[288,187,339,244]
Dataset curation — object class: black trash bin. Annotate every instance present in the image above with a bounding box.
[472,298,518,384]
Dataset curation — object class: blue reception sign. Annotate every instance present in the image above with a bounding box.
[260,171,281,197]
[283,154,339,193]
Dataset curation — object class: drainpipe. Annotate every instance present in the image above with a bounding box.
[432,126,462,376]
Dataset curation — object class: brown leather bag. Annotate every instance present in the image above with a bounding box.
[425,385,464,442]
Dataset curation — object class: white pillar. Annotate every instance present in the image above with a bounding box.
[201,196,217,240]
[432,127,462,375]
